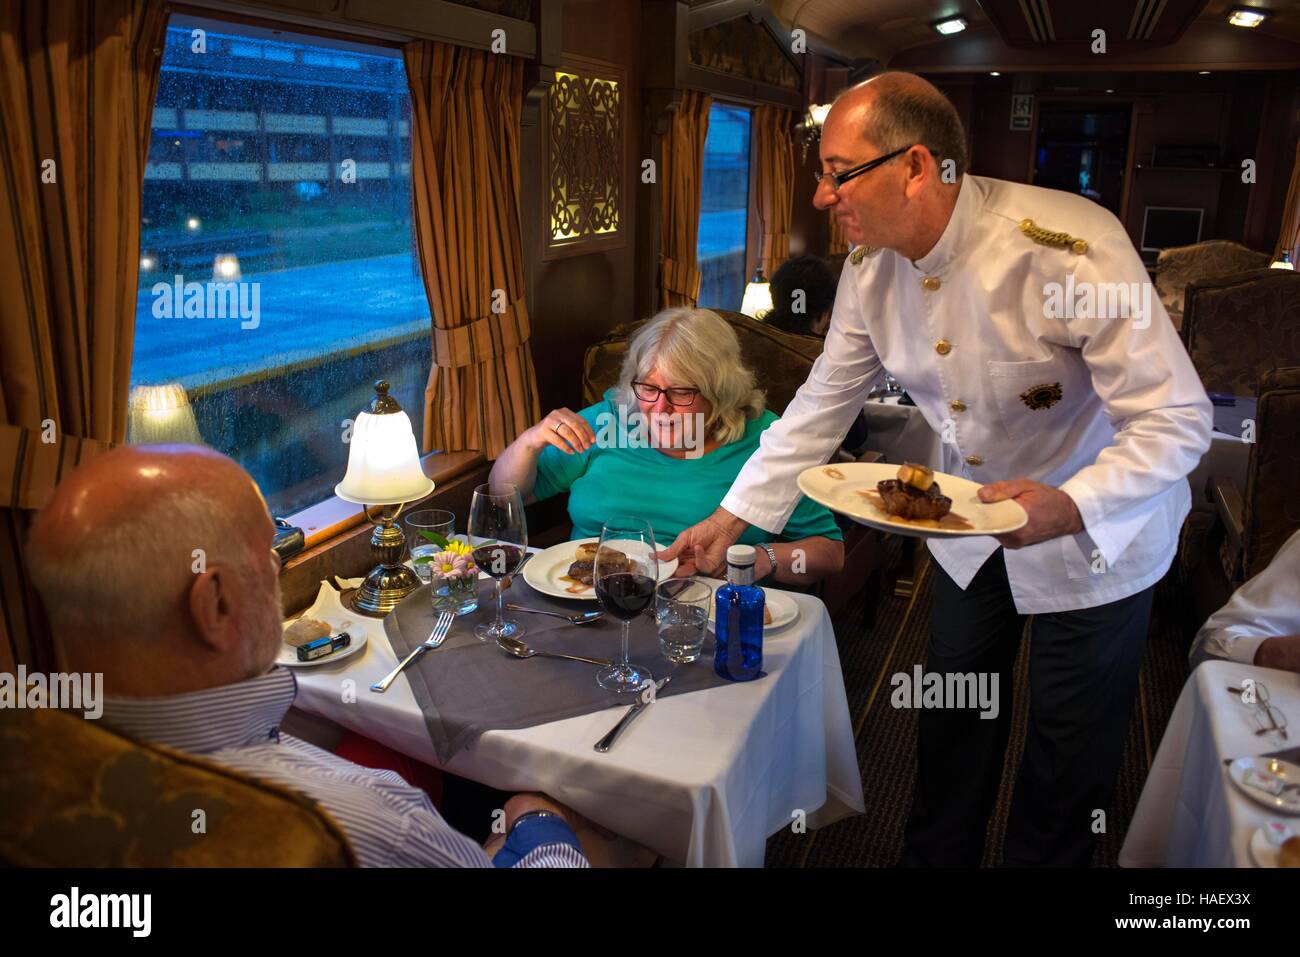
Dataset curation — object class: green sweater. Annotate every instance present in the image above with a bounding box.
[533,391,843,547]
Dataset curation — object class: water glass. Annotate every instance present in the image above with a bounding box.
[405,509,455,584]
[655,579,711,663]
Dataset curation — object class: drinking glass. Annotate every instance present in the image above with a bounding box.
[405,508,456,584]
[594,518,657,693]
[467,483,528,642]
[655,579,711,664]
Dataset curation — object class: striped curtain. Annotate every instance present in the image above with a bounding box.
[0,0,168,672]
[404,41,540,458]
[752,105,794,278]
[659,90,712,308]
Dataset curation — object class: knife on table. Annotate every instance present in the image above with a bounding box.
[593,675,673,753]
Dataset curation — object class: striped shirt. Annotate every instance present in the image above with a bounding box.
[100,668,587,868]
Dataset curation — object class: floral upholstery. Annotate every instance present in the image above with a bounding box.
[1240,366,1300,581]
[1156,240,1269,329]
[582,309,822,413]
[1179,268,1300,397]
[0,705,357,866]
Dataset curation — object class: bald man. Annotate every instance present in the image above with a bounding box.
[663,73,1211,866]
[26,444,587,868]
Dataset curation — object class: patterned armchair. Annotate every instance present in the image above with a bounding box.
[1156,240,1270,330]
[0,706,357,866]
[1188,367,1300,636]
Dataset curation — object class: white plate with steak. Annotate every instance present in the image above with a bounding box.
[797,462,1027,539]
[522,537,679,600]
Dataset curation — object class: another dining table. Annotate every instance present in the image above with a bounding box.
[1120,659,1299,868]
[286,571,866,867]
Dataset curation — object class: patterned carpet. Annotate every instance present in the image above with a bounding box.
[764,542,1191,867]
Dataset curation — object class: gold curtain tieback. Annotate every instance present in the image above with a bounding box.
[431,298,532,369]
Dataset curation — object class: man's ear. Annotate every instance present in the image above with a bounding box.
[188,567,240,653]
[903,146,931,199]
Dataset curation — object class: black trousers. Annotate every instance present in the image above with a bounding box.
[901,549,1153,867]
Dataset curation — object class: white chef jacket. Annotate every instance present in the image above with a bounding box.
[723,174,1213,613]
[1189,528,1300,668]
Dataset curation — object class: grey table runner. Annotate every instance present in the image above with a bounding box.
[384,577,733,763]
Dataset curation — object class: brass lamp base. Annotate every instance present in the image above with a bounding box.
[351,503,423,617]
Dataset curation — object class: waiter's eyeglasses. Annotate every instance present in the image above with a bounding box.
[815,145,936,191]
[631,381,701,406]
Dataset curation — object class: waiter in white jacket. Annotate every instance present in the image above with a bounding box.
[661,73,1212,867]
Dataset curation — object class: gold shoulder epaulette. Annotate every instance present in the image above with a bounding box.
[849,246,880,265]
[1018,219,1088,255]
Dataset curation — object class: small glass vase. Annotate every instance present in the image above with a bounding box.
[432,575,479,616]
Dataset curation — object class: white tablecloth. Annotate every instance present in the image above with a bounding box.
[288,580,865,867]
[861,395,942,469]
[1119,659,1300,867]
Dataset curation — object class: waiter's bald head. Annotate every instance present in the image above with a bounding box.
[27,445,284,693]
[828,72,968,177]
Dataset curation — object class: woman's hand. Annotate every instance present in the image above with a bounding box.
[527,408,598,456]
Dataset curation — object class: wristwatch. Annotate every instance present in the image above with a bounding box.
[509,809,561,835]
[758,543,779,580]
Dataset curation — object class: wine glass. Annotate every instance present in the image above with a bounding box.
[593,517,657,693]
[467,482,528,642]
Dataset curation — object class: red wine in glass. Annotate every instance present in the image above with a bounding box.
[468,483,527,642]
[594,573,656,621]
[472,543,527,580]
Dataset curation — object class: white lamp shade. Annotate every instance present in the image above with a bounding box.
[335,408,435,505]
[808,103,831,127]
[741,279,774,319]
[1270,257,1295,270]
[127,384,202,445]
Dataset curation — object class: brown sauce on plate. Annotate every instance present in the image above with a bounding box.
[855,489,975,531]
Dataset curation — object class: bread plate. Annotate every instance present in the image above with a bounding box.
[707,586,799,632]
[522,537,679,601]
[797,462,1028,539]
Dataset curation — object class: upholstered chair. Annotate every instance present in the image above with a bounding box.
[1156,240,1270,329]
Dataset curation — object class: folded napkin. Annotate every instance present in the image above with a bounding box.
[384,578,732,763]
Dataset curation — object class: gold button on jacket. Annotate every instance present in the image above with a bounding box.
[921,276,941,291]
[949,399,967,412]
[965,454,983,466]
[935,339,952,355]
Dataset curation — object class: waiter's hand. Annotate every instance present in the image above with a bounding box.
[978,479,1083,549]
[657,507,749,577]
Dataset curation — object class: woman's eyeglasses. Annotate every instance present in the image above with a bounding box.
[815,145,936,191]
[631,381,701,406]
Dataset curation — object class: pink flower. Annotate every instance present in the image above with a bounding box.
[431,551,471,580]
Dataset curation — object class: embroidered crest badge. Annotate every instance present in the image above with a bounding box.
[1020,382,1063,411]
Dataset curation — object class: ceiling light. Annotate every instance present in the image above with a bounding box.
[1228,7,1267,27]
[1198,70,1211,75]
[933,17,967,35]
[989,71,1001,76]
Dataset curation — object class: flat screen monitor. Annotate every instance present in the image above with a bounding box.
[1141,206,1204,253]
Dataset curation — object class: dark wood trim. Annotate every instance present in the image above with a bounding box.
[683,64,802,110]
[686,0,802,74]
[179,0,537,54]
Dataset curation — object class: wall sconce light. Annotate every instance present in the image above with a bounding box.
[741,265,774,319]
[798,103,831,162]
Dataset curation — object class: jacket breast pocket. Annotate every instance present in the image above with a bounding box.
[988,358,1074,442]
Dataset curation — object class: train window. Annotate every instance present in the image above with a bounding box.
[696,103,752,312]
[129,15,431,517]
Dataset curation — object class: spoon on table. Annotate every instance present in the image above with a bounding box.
[505,603,603,625]
[497,634,613,667]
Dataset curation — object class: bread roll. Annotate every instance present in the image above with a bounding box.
[1280,835,1300,868]
[284,617,331,647]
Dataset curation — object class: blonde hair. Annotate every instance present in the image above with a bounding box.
[616,308,765,445]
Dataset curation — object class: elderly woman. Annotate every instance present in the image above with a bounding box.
[490,308,844,585]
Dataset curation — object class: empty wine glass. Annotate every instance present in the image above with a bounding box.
[467,483,528,642]
[594,517,657,693]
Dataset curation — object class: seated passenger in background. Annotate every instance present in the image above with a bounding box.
[26,444,587,868]
[490,307,844,585]
[764,256,870,457]
[1189,527,1300,673]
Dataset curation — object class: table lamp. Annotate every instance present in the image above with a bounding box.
[741,265,773,319]
[127,384,203,445]
[336,380,435,616]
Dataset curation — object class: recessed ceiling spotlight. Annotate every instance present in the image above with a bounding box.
[1198,70,1211,75]
[1106,89,1115,93]
[1228,7,1267,28]
[989,71,1001,76]
[933,16,967,35]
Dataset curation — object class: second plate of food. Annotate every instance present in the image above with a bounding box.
[522,537,679,601]
[797,462,1028,538]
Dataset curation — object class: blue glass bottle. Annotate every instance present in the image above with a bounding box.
[714,545,764,682]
